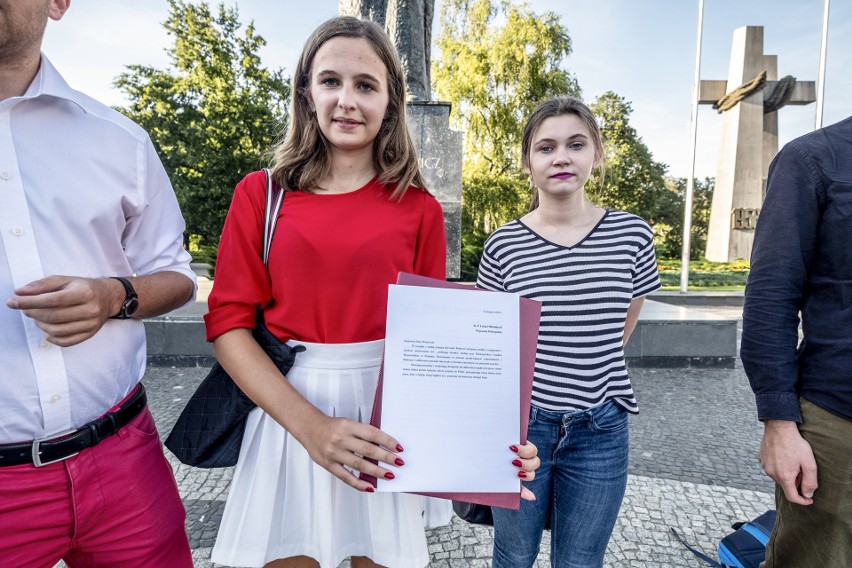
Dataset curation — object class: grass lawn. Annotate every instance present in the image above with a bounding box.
[657,259,748,290]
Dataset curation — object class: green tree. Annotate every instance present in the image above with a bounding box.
[653,176,715,259]
[433,0,580,279]
[115,0,290,256]
[589,92,668,225]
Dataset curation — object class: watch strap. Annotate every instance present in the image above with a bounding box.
[109,276,138,319]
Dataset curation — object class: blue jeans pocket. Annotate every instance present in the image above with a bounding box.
[590,401,628,432]
[527,406,539,427]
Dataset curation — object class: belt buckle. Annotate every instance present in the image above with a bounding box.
[32,429,79,468]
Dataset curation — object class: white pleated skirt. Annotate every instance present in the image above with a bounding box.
[211,339,453,568]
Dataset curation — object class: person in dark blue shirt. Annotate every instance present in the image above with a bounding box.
[741,115,852,568]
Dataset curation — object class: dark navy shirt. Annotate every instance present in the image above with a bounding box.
[741,115,852,422]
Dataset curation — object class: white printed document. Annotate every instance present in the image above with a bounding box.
[376,284,520,493]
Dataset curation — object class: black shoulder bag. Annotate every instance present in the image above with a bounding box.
[165,169,304,468]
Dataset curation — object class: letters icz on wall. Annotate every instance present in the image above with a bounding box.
[418,157,441,169]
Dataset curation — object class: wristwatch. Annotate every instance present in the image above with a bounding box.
[109,276,139,319]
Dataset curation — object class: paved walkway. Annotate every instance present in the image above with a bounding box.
[142,299,772,567]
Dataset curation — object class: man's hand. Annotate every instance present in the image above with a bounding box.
[6,276,123,347]
[759,419,818,505]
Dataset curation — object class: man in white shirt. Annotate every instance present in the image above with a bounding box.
[0,1,196,565]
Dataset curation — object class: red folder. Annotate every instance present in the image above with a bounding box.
[361,272,541,510]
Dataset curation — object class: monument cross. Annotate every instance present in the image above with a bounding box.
[701,26,815,262]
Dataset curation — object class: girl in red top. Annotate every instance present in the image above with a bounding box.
[204,16,538,568]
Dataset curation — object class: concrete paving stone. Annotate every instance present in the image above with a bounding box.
[638,321,737,358]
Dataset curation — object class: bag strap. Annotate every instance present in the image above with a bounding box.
[261,167,284,267]
[748,510,776,537]
[670,528,726,567]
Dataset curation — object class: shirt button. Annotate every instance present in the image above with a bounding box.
[11,227,24,236]
[0,171,11,180]
[40,340,51,350]
[50,394,61,404]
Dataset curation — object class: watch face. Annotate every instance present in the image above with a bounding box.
[125,297,140,317]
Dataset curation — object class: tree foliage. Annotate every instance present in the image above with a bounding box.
[586,90,714,260]
[653,176,715,259]
[588,92,668,225]
[433,0,580,279]
[434,0,578,174]
[115,0,290,252]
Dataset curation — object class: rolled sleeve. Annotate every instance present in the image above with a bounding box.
[632,226,661,299]
[754,392,803,423]
[123,137,197,308]
[204,172,271,342]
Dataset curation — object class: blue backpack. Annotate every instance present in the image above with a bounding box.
[671,510,776,568]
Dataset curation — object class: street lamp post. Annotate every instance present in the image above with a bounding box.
[680,0,705,294]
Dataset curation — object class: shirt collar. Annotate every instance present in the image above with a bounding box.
[22,54,88,113]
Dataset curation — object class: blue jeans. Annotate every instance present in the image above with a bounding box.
[492,401,629,568]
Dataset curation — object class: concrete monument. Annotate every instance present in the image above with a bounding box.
[701,26,815,262]
[339,0,463,278]
[338,0,433,101]
[407,102,463,277]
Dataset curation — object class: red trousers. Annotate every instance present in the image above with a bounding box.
[0,392,192,568]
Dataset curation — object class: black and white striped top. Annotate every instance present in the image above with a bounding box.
[477,210,661,413]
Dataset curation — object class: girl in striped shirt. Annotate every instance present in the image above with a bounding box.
[478,97,661,567]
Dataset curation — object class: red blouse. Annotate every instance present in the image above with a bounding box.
[204,170,447,344]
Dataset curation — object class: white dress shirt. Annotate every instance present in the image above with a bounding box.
[0,56,197,443]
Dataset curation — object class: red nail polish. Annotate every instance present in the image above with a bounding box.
[396,444,404,452]
[365,485,375,493]
[384,471,395,480]
[518,471,528,479]
[395,457,405,466]
[510,445,519,453]
[512,459,522,468]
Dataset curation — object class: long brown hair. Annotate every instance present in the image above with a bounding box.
[270,16,425,198]
[522,97,605,211]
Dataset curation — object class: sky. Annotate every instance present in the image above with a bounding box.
[42,0,852,180]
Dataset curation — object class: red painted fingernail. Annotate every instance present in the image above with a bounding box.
[518,471,528,478]
[384,471,395,480]
[365,485,375,493]
[512,459,522,467]
[396,444,404,452]
[395,457,405,466]
[510,445,519,453]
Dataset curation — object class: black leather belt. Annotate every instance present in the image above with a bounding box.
[0,384,148,468]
